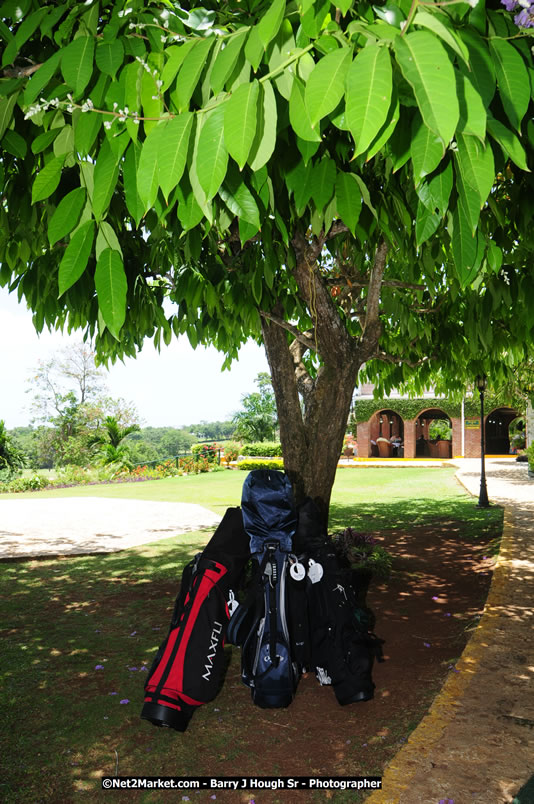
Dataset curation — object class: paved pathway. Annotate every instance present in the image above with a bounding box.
[367,457,534,804]
[0,496,221,558]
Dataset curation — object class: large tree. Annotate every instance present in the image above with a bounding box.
[1,0,534,518]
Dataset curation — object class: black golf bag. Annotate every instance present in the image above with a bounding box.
[294,497,384,705]
[227,469,301,708]
[141,507,249,731]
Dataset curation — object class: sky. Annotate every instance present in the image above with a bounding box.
[0,284,270,430]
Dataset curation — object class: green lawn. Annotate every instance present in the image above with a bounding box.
[0,467,502,802]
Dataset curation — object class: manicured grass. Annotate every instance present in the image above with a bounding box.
[0,466,502,802]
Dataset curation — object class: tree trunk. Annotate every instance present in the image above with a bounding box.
[261,316,361,523]
[259,236,388,526]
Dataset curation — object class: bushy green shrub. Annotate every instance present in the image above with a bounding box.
[239,442,282,457]
[0,474,49,493]
[527,443,534,472]
[237,459,284,471]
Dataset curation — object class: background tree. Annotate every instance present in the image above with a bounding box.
[1,1,534,518]
[0,419,27,479]
[233,372,278,442]
[26,343,140,466]
[88,415,140,468]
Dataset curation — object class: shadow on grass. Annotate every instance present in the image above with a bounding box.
[329,495,503,546]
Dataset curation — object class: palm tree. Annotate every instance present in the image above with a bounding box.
[89,416,140,468]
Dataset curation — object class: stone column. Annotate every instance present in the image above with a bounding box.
[527,400,534,448]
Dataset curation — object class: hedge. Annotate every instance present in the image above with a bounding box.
[351,396,499,424]
[239,442,283,457]
[237,459,284,471]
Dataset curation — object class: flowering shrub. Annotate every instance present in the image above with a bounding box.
[192,443,220,462]
[222,441,241,464]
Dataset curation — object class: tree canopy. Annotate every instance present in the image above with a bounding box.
[1,0,534,513]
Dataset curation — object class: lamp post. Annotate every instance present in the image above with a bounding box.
[476,374,490,508]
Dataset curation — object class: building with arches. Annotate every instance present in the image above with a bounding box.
[352,386,525,459]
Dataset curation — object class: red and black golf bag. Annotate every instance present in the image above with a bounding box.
[141,507,250,732]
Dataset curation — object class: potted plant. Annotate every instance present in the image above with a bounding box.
[332,527,393,605]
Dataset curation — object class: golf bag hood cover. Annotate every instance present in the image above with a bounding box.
[241,469,297,555]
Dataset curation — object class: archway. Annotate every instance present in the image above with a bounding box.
[486,407,521,455]
[415,408,452,458]
[369,409,404,458]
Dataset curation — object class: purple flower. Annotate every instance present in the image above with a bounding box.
[119,699,130,704]
[109,692,118,695]
[94,664,104,670]
[515,6,534,26]
[424,642,431,648]
[128,667,138,672]
[432,596,439,601]
[501,0,519,9]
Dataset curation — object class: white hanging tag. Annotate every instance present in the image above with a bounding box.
[227,590,239,616]
[308,561,323,584]
[290,561,306,582]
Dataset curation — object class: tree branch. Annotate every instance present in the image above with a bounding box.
[359,239,388,357]
[373,350,436,368]
[259,310,317,353]
[326,276,425,292]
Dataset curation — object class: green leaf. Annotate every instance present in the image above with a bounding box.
[58,220,95,296]
[91,138,121,221]
[310,157,336,211]
[31,129,60,154]
[219,166,260,231]
[2,128,26,158]
[73,73,109,156]
[224,79,260,170]
[123,141,144,227]
[94,248,127,339]
[257,0,286,49]
[31,155,65,203]
[366,85,400,160]
[455,133,494,212]
[415,199,440,247]
[410,115,444,183]
[23,51,61,106]
[395,31,459,146]
[461,30,495,108]
[456,69,486,141]
[487,115,530,172]
[210,29,249,95]
[48,187,86,245]
[174,37,213,112]
[413,10,469,66]
[426,158,453,217]
[490,38,530,134]
[197,104,229,200]
[141,54,164,136]
[137,122,165,212]
[353,173,378,220]
[61,36,95,97]
[335,172,362,235]
[450,200,477,287]
[176,178,204,232]
[249,80,277,171]
[487,241,503,274]
[345,43,393,157]
[0,93,18,140]
[305,46,352,129]
[158,113,194,200]
[245,26,264,72]
[289,76,322,143]
[95,39,124,79]
[96,221,123,260]
[161,41,195,92]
